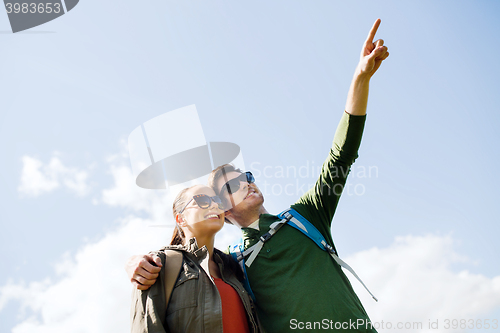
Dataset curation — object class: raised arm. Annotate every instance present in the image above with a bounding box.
[345,18,389,116]
[293,19,389,235]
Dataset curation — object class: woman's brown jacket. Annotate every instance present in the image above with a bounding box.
[130,238,262,333]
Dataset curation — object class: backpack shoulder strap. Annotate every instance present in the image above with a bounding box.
[232,208,378,302]
[277,208,338,255]
[229,242,257,303]
[278,208,378,302]
[160,249,183,307]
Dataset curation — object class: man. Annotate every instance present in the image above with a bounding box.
[126,19,389,332]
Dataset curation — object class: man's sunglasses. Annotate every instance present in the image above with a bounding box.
[179,194,224,214]
[220,171,255,196]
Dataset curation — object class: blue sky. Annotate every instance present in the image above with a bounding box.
[1,1,499,332]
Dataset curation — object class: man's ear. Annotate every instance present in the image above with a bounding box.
[224,210,234,225]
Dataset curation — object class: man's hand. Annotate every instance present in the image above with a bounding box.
[357,18,389,78]
[345,18,389,116]
[125,254,162,290]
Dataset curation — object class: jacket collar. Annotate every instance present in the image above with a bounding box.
[164,237,225,266]
[167,237,219,263]
[241,227,261,248]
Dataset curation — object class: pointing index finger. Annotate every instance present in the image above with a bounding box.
[366,18,381,44]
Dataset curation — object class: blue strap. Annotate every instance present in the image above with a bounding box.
[277,208,337,255]
[231,208,377,302]
[229,208,337,303]
[229,208,330,302]
[229,243,257,303]
[279,208,378,301]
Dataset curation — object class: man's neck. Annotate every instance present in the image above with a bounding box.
[234,205,269,228]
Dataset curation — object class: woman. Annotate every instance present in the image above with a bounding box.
[131,184,261,333]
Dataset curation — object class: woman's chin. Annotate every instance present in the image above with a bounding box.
[201,219,225,233]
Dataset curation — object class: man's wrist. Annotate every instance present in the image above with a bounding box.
[353,66,372,84]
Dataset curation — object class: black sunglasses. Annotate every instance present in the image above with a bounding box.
[179,194,224,214]
[220,171,255,196]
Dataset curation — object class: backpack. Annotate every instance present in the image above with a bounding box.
[229,208,378,302]
[159,249,184,307]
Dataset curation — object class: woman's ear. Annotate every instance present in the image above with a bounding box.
[176,213,186,226]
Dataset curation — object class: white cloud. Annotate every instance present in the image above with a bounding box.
[18,154,91,197]
[346,234,500,332]
[98,153,243,245]
[18,156,59,196]
[9,152,499,333]
[0,216,171,333]
[1,229,498,333]
[100,163,168,217]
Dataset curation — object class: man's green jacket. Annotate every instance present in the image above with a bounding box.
[240,111,377,333]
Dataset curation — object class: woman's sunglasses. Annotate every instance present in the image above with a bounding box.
[220,171,255,196]
[179,194,224,214]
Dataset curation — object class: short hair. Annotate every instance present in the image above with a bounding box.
[207,164,243,224]
[208,164,243,195]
